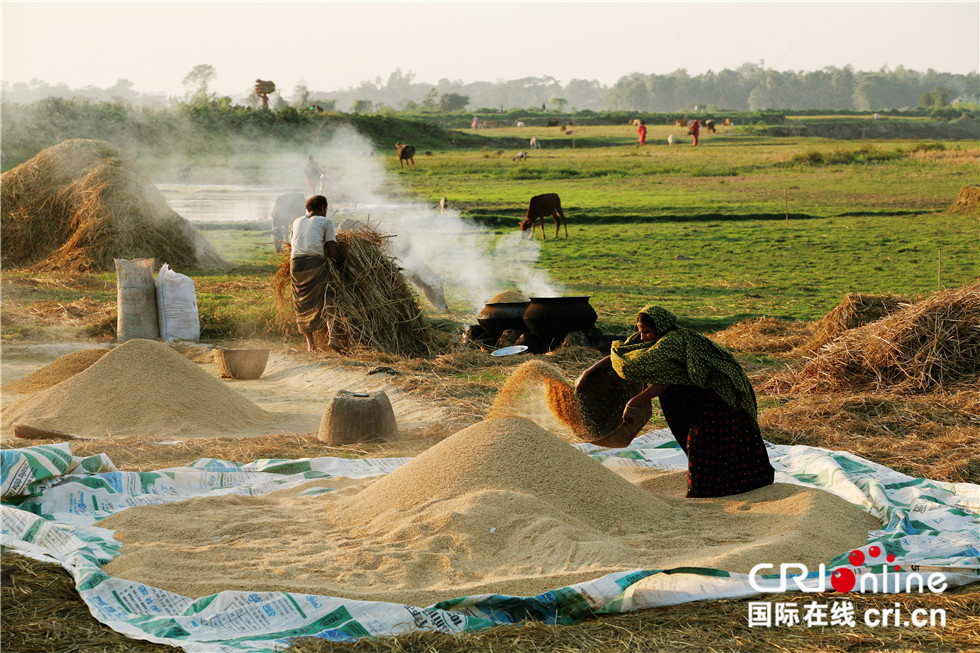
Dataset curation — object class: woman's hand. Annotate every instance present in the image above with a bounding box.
[622,399,649,426]
[575,356,612,393]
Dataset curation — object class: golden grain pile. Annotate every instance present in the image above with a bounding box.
[2,348,110,394]
[0,139,223,272]
[488,290,530,303]
[790,281,980,394]
[1,339,271,438]
[273,226,447,357]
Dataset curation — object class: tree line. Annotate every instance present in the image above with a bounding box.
[3,63,977,114]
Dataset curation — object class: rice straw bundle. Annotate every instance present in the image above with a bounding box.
[711,317,810,354]
[790,281,980,394]
[800,292,908,354]
[273,225,447,357]
[0,139,223,272]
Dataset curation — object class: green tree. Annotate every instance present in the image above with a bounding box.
[292,81,311,108]
[438,92,469,112]
[919,86,953,108]
[182,64,216,103]
[421,87,438,112]
[550,97,568,112]
[350,99,373,114]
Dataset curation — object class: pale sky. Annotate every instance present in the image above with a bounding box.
[2,1,978,97]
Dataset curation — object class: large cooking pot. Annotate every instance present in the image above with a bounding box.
[522,296,598,343]
[476,301,530,338]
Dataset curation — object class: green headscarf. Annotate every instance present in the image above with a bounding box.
[609,305,758,426]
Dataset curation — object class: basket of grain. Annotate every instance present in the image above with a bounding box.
[214,348,270,380]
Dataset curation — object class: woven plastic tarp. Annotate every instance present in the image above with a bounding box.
[2,430,977,652]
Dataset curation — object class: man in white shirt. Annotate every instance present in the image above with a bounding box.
[289,195,344,353]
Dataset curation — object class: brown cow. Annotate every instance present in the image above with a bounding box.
[675,119,688,128]
[520,193,568,241]
[396,143,415,168]
[723,118,731,126]
[703,119,716,133]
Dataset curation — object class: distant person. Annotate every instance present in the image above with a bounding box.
[289,195,345,354]
[637,120,647,146]
[472,115,480,129]
[575,305,774,498]
[304,155,323,192]
[688,119,701,146]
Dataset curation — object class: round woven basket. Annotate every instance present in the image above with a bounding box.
[574,365,652,448]
[214,348,270,380]
[318,390,398,445]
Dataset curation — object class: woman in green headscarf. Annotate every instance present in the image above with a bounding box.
[576,305,774,498]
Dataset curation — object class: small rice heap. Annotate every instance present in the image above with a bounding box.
[790,281,980,394]
[1,339,271,438]
[0,139,223,272]
[2,348,109,394]
[273,225,447,357]
[488,289,530,303]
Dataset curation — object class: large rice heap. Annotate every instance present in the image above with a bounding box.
[0,139,223,272]
[273,225,447,357]
[790,281,980,394]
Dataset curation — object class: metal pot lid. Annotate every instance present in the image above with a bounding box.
[490,345,529,357]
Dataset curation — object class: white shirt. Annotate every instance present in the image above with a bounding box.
[289,214,336,259]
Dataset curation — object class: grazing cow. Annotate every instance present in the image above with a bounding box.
[675,119,688,128]
[513,151,528,161]
[270,191,307,253]
[703,119,716,133]
[529,136,540,149]
[395,143,416,169]
[546,119,559,127]
[439,196,448,212]
[519,193,568,241]
[723,118,731,126]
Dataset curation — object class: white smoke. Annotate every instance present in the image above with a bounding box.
[292,125,564,315]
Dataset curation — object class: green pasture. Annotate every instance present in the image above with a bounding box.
[185,130,977,340]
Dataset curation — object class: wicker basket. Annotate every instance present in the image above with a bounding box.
[318,390,398,445]
[574,364,652,447]
[214,348,270,380]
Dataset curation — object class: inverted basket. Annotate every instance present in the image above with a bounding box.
[214,348,270,380]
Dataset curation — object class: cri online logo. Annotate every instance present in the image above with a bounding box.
[749,545,948,594]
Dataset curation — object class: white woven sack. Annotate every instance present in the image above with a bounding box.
[155,263,200,342]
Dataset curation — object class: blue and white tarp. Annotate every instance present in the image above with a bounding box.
[2,430,977,652]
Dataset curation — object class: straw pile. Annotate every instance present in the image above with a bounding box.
[0,139,223,272]
[800,292,908,353]
[2,348,110,394]
[948,185,980,214]
[711,318,810,354]
[273,226,447,357]
[1,339,271,438]
[789,281,980,394]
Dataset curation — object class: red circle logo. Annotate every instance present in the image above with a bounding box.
[868,545,881,557]
[849,550,866,566]
[831,568,857,593]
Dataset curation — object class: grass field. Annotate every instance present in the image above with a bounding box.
[1,127,978,653]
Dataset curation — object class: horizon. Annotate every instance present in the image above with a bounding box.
[2,1,978,99]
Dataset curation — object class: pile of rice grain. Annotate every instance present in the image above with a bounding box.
[2,348,110,394]
[100,417,880,606]
[488,290,530,304]
[1,339,271,438]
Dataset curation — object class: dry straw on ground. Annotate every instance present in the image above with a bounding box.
[790,282,980,394]
[0,139,223,273]
[273,226,448,358]
[711,317,811,354]
[800,292,908,354]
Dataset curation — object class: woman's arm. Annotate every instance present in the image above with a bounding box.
[574,355,612,392]
[623,384,668,425]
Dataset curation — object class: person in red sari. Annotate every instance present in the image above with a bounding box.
[637,120,647,146]
[689,119,701,146]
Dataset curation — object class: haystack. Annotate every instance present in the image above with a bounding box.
[948,185,980,215]
[801,292,908,354]
[790,281,980,394]
[0,139,224,272]
[711,317,810,354]
[273,226,447,357]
